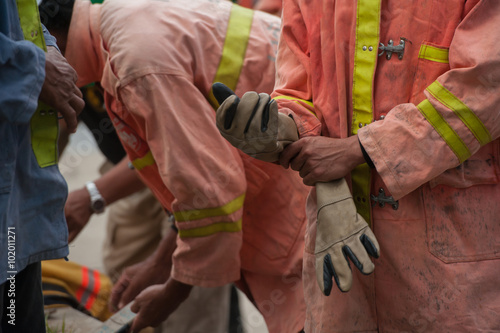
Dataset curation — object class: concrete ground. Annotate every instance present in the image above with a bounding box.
[58,124,268,333]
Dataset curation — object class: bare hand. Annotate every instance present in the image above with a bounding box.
[279,135,365,185]
[109,257,171,312]
[130,279,192,332]
[39,46,84,133]
[65,188,93,243]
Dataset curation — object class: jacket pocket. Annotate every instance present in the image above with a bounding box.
[409,42,450,104]
[429,139,500,188]
[423,176,500,263]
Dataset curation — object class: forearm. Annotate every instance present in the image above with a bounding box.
[150,226,176,269]
[93,157,146,205]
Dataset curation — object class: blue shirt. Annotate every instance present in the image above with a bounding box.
[0,0,69,284]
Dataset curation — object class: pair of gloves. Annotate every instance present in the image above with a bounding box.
[213,83,379,294]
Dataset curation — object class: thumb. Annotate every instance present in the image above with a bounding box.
[212,82,236,105]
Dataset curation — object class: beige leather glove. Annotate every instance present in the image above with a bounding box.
[213,83,298,162]
[315,180,380,294]
[213,83,380,295]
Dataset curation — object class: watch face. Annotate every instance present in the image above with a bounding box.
[92,199,106,212]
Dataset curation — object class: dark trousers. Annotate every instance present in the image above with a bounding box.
[0,262,45,333]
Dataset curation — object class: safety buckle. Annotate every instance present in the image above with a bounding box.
[378,38,408,60]
[371,188,399,210]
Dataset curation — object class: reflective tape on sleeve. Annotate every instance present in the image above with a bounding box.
[426,81,491,146]
[178,219,242,238]
[174,193,246,222]
[273,95,317,117]
[417,99,471,163]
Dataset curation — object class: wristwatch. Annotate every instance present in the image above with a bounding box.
[85,181,106,214]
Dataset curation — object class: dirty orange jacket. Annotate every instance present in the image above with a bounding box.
[65,0,306,331]
[273,0,500,331]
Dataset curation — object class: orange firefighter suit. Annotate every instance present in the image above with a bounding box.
[273,0,500,332]
[65,0,305,332]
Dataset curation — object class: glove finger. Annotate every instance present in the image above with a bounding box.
[261,99,272,132]
[342,245,362,272]
[360,233,380,259]
[212,82,236,105]
[345,235,375,275]
[361,226,380,259]
[322,254,336,296]
[330,247,353,292]
[243,94,261,133]
[224,96,240,130]
[240,92,272,135]
[216,94,240,130]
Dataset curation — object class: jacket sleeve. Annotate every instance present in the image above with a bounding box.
[0,32,45,124]
[119,73,246,287]
[42,24,59,51]
[358,0,500,199]
[271,0,321,138]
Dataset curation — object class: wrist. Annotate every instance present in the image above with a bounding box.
[165,278,193,298]
[358,138,375,169]
[346,135,366,169]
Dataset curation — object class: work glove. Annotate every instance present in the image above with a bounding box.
[315,179,380,294]
[213,82,380,295]
[212,82,298,162]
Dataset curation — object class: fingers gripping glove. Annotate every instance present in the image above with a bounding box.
[213,82,298,162]
[315,180,380,295]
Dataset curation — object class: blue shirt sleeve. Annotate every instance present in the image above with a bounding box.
[0,32,46,124]
[42,24,60,51]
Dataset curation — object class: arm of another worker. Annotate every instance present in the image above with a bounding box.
[109,225,178,311]
[41,24,84,132]
[115,72,247,331]
[65,157,146,242]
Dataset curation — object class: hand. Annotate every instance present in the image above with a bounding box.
[65,188,93,243]
[213,82,298,162]
[109,257,171,312]
[129,279,192,332]
[279,135,365,186]
[39,46,84,133]
[315,180,380,294]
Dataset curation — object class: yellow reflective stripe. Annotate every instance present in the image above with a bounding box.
[350,0,380,223]
[178,219,242,238]
[351,0,380,135]
[417,99,470,162]
[273,95,314,108]
[174,193,245,222]
[30,107,59,167]
[427,81,491,146]
[208,5,254,109]
[17,0,59,167]
[351,164,371,225]
[16,0,47,51]
[418,44,449,64]
[131,151,155,171]
[273,95,317,117]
